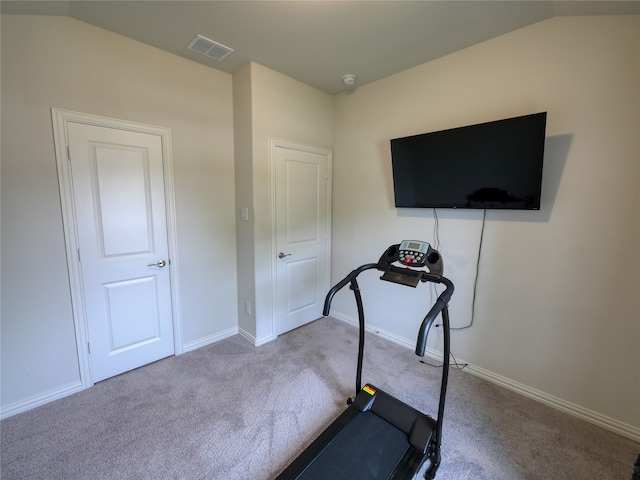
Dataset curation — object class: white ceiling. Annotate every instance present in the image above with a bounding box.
[3,0,639,94]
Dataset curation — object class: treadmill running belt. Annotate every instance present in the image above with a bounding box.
[297,411,411,479]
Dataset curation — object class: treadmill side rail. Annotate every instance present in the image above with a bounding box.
[365,385,436,453]
[352,385,376,412]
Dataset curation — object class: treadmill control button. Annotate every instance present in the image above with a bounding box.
[399,247,427,266]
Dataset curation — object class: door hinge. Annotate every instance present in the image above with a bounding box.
[66,145,71,161]
[87,342,91,354]
[77,248,81,262]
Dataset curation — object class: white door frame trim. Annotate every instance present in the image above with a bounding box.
[269,139,332,337]
[51,108,183,389]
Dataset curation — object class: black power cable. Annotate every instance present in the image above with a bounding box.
[420,351,468,371]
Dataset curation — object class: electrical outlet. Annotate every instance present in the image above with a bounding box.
[244,301,252,315]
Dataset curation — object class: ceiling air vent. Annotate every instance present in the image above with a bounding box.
[187,34,233,61]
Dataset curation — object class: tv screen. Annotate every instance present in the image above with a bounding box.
[390,112,547,210]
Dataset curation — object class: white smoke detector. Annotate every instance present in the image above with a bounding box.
[342,74,357,86]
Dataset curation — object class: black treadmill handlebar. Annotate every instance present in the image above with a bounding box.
[323,259,454,360]
[415,277,454,357]
[323,262,452,319]
[323,263,378,316]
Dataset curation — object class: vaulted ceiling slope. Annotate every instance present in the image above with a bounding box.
[3,1,639,94]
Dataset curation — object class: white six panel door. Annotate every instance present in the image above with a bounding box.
[68,122,174,382]
[275,144,330,335]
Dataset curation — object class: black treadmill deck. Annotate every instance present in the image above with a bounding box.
[298,411,410,479]
[276,385,435,480]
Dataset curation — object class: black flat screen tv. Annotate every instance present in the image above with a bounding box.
[390,112,547,210]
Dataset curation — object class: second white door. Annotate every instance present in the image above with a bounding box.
[274,143,331,335]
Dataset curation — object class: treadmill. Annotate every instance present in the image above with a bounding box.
[276,240,454,480]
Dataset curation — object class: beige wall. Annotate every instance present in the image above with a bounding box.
[2,12,637,440]
[233,64,256,339]
[1,15,237,409]
[234,62,333,344]
[331,16,639,433]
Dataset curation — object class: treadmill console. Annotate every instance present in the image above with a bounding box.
[377,240,443,286]
[398,240,429,266]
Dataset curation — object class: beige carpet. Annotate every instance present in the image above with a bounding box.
[1,317,638,479]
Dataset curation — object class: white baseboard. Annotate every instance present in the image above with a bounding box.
[2,327,256,419]
[255,335,275,347]
[238,327,276,347]
[238,327,254,344]
[0,381,83,420]
[330,311,640,443]
[182,327,238,353]
[465,362,640,443]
